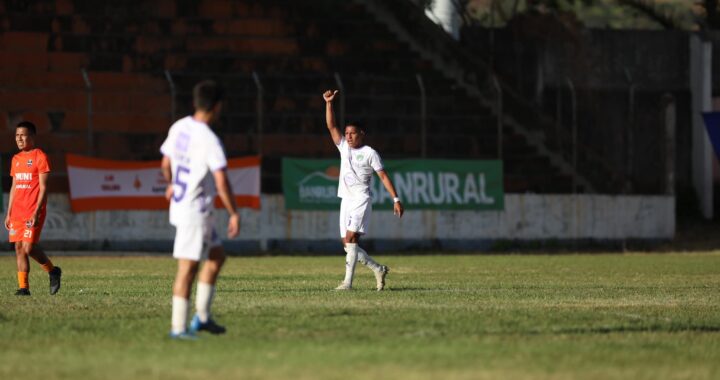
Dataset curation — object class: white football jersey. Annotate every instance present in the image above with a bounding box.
[160,116,227,226]
[336,137,384,199]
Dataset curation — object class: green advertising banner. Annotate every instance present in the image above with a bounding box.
[282,158,504,211]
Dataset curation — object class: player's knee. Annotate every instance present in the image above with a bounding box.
[188,264,200,276]
[177,263,199,278]
[208,247,226,265]
[15,243,31,256]
[206,257,225,272]
[347,235,359,244]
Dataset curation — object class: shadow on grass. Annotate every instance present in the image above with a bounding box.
[547,324,720,335]
[386,287,437,292]
[222,286,493,292]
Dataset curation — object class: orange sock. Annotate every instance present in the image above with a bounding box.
[18,272,29,289]
[40,261,54,273]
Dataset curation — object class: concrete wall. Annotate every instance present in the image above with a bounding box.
[8,193,675,252]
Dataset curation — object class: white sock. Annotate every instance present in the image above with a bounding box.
[195,282,215,323]
[343,243,358,286]
[171,296,189,334]
[351,246,382,272]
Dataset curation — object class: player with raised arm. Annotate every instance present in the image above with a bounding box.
[161,80,240,339]
[5,121,61,296]
[323,90,404,291]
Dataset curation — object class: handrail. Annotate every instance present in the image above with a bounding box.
[369,0,629,192]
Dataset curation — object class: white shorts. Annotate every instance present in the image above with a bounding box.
[172,219,222,262]
[339,197,372,237]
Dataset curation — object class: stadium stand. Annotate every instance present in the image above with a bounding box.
[0,0,579,193]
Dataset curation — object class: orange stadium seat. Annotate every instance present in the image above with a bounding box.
[0,0,575,193]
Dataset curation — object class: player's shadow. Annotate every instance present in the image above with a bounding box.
[548,325,720,334]
[222,286,434,293]
[382,286,434,292]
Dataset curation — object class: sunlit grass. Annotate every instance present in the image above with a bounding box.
[0,253,718,380]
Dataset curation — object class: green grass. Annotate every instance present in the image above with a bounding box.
[0,253,719,380]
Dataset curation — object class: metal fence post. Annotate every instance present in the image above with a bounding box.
[416,74,427,158]
[491,74,503,159]
[566,77,577,193]
[624,68,636,193]
[252,71,264,156]
[164,70,177,122]
[333,72,345,128]
[663,94,676,196]
[489,2,495,68]
[81,68,93,156]
[554,86,563,155]
[251,72,265,252]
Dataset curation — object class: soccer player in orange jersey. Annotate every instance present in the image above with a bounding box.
[4,121,61,296]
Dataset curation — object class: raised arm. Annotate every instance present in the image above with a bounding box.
[376,170,404,218]
[323,90,342,145]
[213,168,240,238]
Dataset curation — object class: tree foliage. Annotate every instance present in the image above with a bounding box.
[459,0,718,30]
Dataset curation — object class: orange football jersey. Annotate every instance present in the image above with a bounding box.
[10,148,51,220]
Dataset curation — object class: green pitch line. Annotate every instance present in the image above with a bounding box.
[0,254,718,380]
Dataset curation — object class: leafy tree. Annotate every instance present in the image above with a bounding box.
[457,0,717,30]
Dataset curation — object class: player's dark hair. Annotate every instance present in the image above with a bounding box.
[16,121,37,136]
[345,123,366,134]
[193,80,225,112]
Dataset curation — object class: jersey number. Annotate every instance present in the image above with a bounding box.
[172,166,190,202]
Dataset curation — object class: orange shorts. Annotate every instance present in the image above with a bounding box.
[8,215,45,243]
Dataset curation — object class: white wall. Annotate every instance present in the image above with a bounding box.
[19,193,674,248]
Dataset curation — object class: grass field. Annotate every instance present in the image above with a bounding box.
[0,253,719,380]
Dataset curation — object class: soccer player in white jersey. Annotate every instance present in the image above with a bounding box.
[323,89,404,291]
[160,80,240,339]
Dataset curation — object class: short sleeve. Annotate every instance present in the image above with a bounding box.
[37,151,50,173]
[369,150,384,172]
[336,137,347,152]
[206,135,228,172]
[160,130,173,157]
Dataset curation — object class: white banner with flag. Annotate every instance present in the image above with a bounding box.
[66,154,261,212]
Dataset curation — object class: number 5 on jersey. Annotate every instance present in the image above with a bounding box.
[173,166,190,202]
